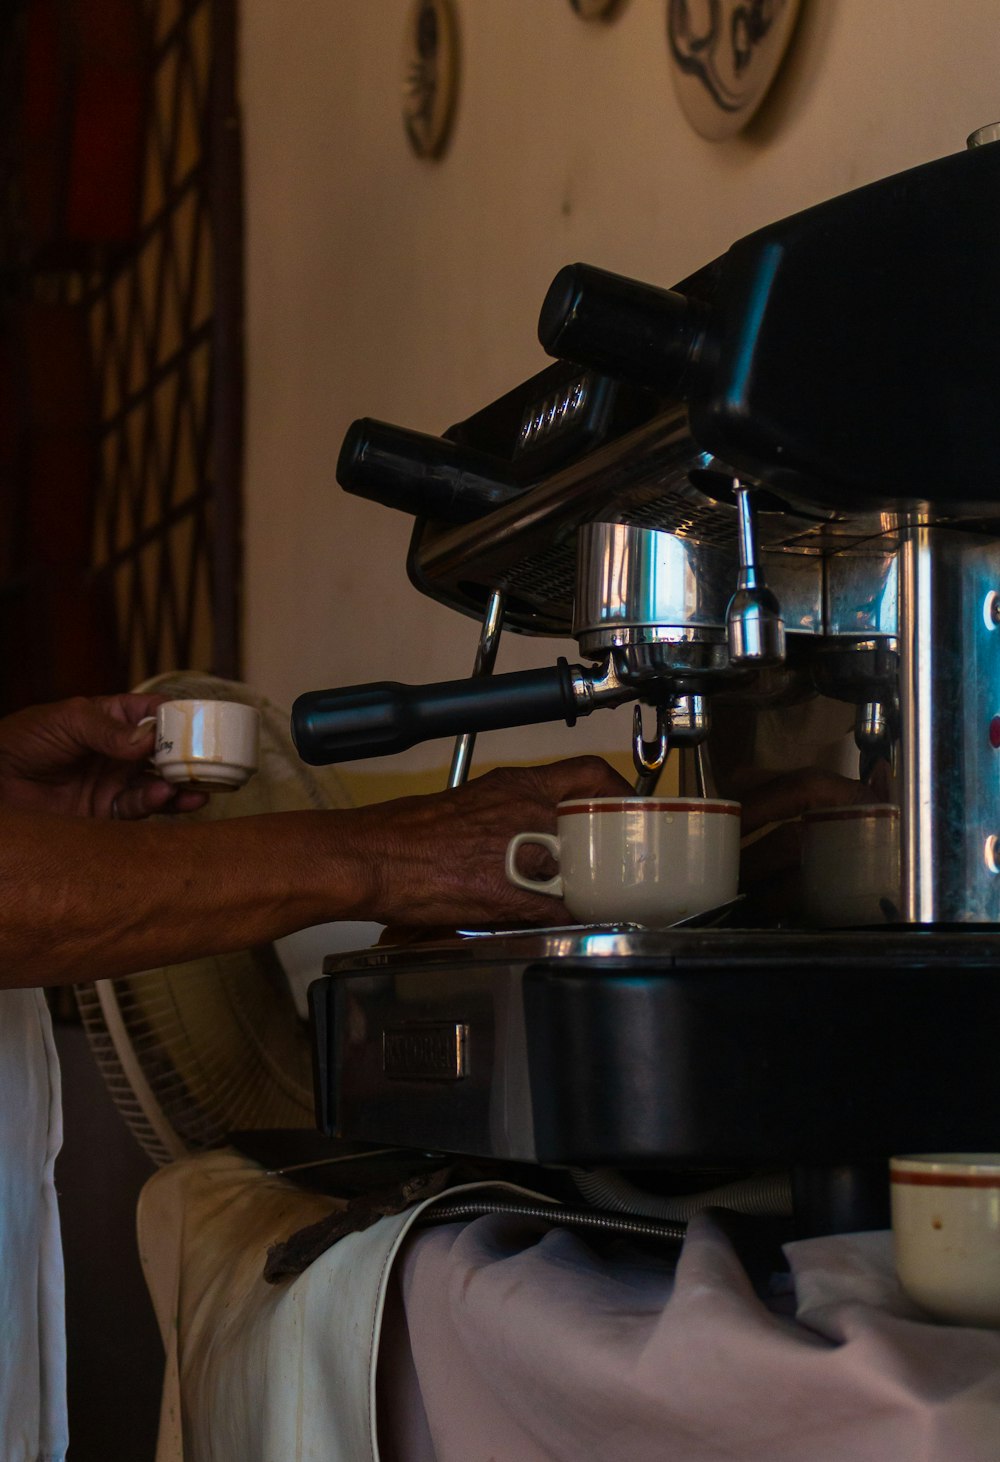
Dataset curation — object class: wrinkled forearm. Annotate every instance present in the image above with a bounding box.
[0,808,376,988]
[1,757,637,985]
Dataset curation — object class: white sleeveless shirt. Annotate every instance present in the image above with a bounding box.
[0,988,68,1461]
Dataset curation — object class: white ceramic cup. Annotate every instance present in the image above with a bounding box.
[890,1153,1000,1327]
[141,699,260,791]
[505,796,741,928]
[800,804,900,927]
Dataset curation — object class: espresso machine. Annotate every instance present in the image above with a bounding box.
[296,135,1000,1232]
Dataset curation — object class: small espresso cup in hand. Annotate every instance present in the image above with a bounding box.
[890,1154,1000,1327]
[141,699,260,791]
[505,796,741,928]
[801,804,900,927]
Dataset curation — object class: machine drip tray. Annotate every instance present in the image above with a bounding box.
[310,927,1000,1171]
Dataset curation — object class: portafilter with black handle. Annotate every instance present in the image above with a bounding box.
[290,521,752,779]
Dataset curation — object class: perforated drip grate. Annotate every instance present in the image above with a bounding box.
[502,543,578,615]
[617,488,740,547]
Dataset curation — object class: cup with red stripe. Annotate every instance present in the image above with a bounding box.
[890,1154,1000,1326]
[801,804,900,928]
[505,796,741,928]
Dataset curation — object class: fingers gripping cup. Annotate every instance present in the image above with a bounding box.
[141,700,260,791]
[505,797,741,928]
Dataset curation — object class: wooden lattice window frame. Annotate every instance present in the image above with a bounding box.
[86,0,243,685]
[0,0,243,702]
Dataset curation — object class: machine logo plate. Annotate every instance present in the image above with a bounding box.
[383,1022,468,1080]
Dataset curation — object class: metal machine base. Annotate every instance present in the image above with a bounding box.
[310,927,1000,1172]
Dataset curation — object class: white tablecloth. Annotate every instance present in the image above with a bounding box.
[137,1152,1000,1462]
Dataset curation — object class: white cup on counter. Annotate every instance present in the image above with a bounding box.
[800,804,900,927]
[890,1153,1000,1327]
[141,699,260,792]
[505,796,741,928]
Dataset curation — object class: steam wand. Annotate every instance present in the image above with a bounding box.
[726,481,786,667]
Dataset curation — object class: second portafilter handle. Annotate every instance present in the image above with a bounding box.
[726,482,786,667]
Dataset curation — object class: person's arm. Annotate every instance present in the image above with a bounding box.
[0,757,634,988]
[0,692,879,987]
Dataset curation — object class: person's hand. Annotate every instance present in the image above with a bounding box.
[0,694,209,820]
[351,755,632,931]
[737,765,886,920]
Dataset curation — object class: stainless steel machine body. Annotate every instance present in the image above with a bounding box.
[409,495,1000,926]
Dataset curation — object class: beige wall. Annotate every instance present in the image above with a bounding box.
[239,0,1000,781]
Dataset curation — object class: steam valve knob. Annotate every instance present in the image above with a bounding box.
[337,418,524,524]
[727,584,786,666]
[538,262,709,396]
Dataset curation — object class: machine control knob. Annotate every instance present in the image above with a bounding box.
[726,587,786,665]
[538,262,710,396]
[337,418,525,523]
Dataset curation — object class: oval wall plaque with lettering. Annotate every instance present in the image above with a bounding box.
[402,0,459,159]
[667,0,801,140]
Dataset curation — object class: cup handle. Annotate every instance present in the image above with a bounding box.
[505,832,563,899]
[137,715,158,756]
